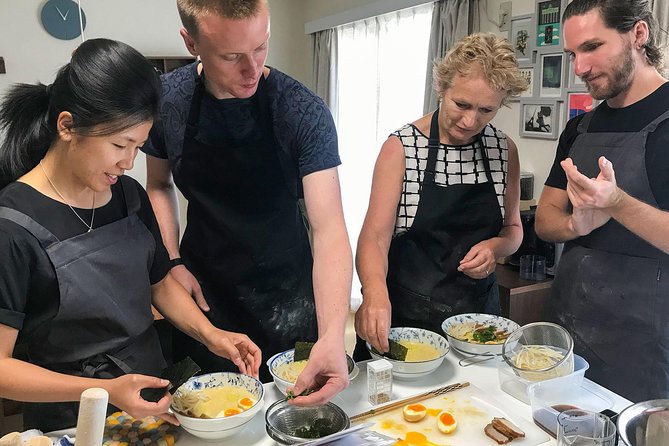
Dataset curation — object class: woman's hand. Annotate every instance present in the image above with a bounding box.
[203,329,262,379]
[105,374,179,425]
[288,336,349,406]
[458,240,497,279]
[354,288,391,353]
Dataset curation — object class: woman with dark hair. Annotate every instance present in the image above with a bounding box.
[0,38,261,431]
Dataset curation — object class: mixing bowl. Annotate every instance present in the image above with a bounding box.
[617,399,669,446]
[265,398,350,444]
[502,322,574,382]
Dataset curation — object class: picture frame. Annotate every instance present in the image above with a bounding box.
[536,0,562,47]
[565,91,598,124]
[508,14,535,65]
[520,99,561,140]
[519,65,536,99]
[567,58,587,90]
[539,52,564,97]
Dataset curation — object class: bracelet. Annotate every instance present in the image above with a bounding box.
[169,257,184,269]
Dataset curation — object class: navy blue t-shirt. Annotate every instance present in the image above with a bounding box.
[141,63,341,196]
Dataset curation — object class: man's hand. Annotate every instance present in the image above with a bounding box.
[287,337,348,406]
[170,265,209,311]
[354,289,391,353]
[569,207,610,236]
[562,156,624,210]
[203,329,262,379]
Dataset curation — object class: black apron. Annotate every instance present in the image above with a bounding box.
[354,111,503,359]
[549,109,669,402]
[170,72,317,382]
[0,177,165,431]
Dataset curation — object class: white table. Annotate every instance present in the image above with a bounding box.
[174,351,632,446]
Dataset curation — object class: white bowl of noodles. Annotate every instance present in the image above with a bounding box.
[442,313,520,356]
[171,372,264,439]
[267,349,359,396]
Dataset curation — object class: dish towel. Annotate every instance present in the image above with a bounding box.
[103,412,180,446]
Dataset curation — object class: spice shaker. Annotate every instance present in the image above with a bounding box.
[367,358,393,405]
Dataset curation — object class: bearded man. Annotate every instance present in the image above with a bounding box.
[535,0,669,402]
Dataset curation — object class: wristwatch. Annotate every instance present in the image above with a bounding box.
[169,257,184,269]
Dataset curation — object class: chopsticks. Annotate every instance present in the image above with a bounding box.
[349,381,470,423]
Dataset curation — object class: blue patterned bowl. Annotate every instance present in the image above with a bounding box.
[441,313,520,356]
[171,372,265,439]
[366,327,450,380]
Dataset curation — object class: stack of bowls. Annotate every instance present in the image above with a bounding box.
[171,372,265,440]
[366,327,450,380]
[502,322,574,382]
[265,399,350,445]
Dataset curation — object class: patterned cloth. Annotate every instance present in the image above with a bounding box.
[103,412,179,446]
[391,123,509,235]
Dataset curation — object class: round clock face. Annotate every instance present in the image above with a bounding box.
[41,0,87,40]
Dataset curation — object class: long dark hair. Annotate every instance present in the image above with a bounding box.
[562,0,665,71]
[0,38,161,189]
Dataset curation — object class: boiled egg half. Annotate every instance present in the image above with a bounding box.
[437,410,457,434]
[402,403,427,422]
[238,397,255,410]
[222,407,242,417]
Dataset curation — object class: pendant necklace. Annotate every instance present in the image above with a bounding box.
[39,160,96,233]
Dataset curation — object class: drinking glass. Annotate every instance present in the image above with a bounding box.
[520,254,546,281]
[557,409,617,446]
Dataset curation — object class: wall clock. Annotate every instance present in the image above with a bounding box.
[41,0,87,40]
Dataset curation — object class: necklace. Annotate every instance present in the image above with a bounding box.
[39,160,96,233]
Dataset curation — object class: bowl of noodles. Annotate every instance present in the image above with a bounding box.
[171,372,264,439]
[267,349,359,396]
[366,327,450,380]
[502,322,574,382]
[442,313,520,356]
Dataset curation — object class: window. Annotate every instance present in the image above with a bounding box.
[334,3,434,307]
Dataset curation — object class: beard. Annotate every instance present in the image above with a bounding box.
[584,43,635,100]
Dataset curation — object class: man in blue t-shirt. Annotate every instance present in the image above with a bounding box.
[141,0,352,405]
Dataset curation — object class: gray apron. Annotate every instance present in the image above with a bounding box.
[0,176,166,431]
[550,109,669,402]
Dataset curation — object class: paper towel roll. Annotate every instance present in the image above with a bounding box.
[75,388,109,446]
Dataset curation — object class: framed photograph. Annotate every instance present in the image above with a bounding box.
[565,92,598,123]
[520,99,560,140]
[508,14,535,65]
[519,65,535,99]
[567,59,587,90]
[536,0,562,47]
[539,53,564,97]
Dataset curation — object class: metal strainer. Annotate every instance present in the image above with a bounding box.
[265,398,350,445]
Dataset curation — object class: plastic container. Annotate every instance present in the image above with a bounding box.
[502,322,574,382]
[529,374,615,438]
[367,359,393,405]
[499,353,589,404]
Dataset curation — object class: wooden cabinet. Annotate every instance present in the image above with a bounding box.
[496,263,553,326]
[146,56,195,74]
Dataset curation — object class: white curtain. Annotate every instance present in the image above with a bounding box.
[335,3,434,308]
[423,0,477,114]
[651,0,669,77]
[312,28,339,115]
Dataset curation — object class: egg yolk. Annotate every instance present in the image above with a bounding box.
[223,407,242,417]
[393,432,439,446]
[238,397,255,410]
[402,403,427,422]
[437,411,457,434]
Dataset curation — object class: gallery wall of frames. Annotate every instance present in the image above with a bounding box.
[509,0,598,140]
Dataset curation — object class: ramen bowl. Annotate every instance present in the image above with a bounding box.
[502,322,574,382]
[442,313,520,356]
[171,372,264,440]
[267,349,359,396]
[265,398,350,445]
[366,327,450,380]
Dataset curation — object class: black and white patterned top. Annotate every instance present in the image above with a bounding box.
[392,123,509,235]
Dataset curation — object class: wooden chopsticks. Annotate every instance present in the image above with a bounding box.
[349,381,470,423]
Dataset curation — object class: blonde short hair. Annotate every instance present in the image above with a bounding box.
[433,33,529,105]
[177,0,268,38]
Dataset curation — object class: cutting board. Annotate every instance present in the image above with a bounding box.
[354,384,550,446]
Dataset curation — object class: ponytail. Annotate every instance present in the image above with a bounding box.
[0,83,54,189]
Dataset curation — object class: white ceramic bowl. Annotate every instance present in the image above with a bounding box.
[171,372,264,440]
[267,349,359,396]
[442,313,520,356]
[366,327,450,380]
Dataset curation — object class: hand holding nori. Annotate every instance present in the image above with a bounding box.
[140,357,201,402]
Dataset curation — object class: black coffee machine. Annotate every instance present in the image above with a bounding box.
[509,208,561,275]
